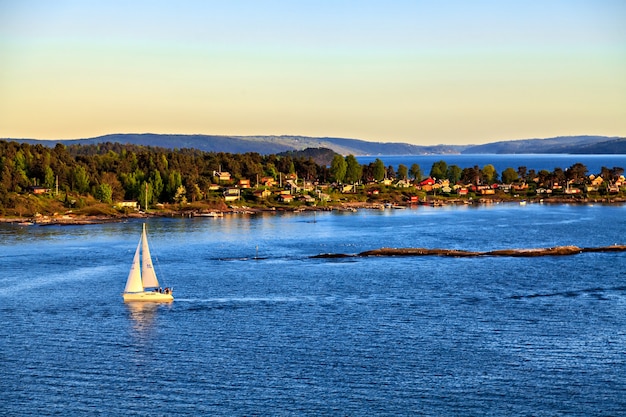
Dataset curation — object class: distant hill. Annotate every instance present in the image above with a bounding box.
[5,133,466,156]
[462,135,626,154]
[4,133,625,155]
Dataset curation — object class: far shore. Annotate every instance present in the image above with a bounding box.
[1,196,625,227]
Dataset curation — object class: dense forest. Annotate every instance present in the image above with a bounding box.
[0,140,624,218]
[0,140,329,213]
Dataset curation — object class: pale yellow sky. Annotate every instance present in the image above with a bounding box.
[1,1,624,145]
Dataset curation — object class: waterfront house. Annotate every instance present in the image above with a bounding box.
[223,188,240,202]
[116,201,139,210]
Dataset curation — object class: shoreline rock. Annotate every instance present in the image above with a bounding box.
[313,245,626,259]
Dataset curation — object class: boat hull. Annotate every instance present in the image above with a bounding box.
[122,291,174,302]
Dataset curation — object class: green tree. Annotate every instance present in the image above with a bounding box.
[397,164,408,180]
[265,163,278,179]
[330,154,347,183]
[43,166,55,190]
[446,165,462,183]
[482,164,498,184]
[94,183,113,203]
[174,185,187,205]
[166,170,183,202]
[72,165,90,194]
[373,158,386,181]
[501,167,519,184]
[566,163,588,183]
[345,155,362,184]
[150,170,164,202]
[430,160,447,180]
[409,163,422,181]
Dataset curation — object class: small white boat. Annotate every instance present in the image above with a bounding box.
[196,211,223,217]
[122,224,173,302]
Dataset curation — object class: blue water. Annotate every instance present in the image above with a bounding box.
[1,204,626,416]
[356,154,626,176]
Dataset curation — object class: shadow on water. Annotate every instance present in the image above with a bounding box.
[509,285,626,300]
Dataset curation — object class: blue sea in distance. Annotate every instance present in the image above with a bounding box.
[356,154,626,175]
[1,203,626,416]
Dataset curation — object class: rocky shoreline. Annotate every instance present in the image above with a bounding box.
[1,197,624,226]
[313,245,626,259]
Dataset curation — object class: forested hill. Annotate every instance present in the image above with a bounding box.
[461,136,626,154]
[8,134,464,156]
[5,134,625,155]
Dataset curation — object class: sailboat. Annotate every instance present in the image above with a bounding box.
[122,224,173,302]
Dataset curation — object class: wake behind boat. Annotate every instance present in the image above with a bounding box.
[122,224,173,302]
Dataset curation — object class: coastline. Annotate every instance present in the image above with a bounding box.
[1,196,625,226]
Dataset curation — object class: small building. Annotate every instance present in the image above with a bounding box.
[238,179,251,189]
[260,176,277,187]
[253,189,272,200]
[342,184,356,193]
[214,171,231,182]
[223,188,240,202]
[317,192,331,202]
[116,201,139,210]
[29,186,49,195]
[278,194,294,203]
[420,177,436,187]
[298,195,316,204]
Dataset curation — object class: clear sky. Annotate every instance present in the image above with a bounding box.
[0,0,624,145]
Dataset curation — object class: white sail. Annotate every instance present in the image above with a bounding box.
[140,224,160,289]
[123,224,172,302]
[124,240,144,293]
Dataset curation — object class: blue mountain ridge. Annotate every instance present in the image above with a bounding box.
[4,133,625,155]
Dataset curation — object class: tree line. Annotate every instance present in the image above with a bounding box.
[1,140,624,211]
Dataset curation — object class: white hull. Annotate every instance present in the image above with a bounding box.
[123,291,174,302]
